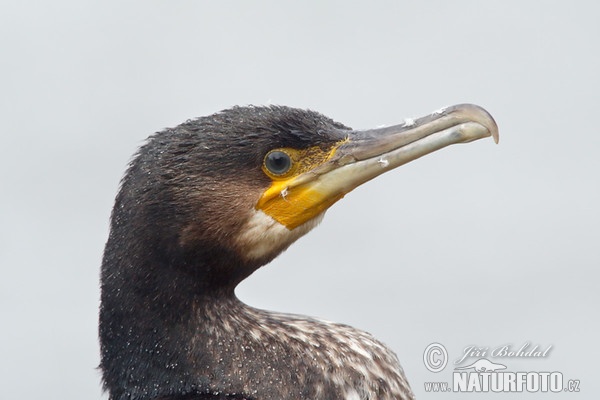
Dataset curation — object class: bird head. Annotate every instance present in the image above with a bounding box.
[112,104,497,287]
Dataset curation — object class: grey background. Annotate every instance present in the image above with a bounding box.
[1,1,598,398]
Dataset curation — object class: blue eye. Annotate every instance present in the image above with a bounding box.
[265,150,292,175]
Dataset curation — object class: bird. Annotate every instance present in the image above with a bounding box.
[99,103,498,400]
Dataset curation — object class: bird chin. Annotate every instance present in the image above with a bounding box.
[234,209,326,264]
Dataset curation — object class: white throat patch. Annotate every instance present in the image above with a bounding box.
[235,209,325,262]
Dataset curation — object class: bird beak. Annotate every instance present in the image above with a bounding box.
[257,104,499,230]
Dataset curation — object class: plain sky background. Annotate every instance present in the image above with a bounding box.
[1,1,599,399]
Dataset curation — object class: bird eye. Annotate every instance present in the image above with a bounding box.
[264,150,292,176]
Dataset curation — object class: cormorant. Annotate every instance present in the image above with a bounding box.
[100,104,498,400]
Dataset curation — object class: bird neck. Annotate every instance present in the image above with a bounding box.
[99,228,412,400]
[100,247,412,400]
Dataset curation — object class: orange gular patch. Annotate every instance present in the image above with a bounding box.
[256,140,347,230]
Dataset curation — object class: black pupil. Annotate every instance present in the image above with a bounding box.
[266,151,291,175]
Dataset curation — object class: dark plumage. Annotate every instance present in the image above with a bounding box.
[100,104,498,400]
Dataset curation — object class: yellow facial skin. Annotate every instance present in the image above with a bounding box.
[257,142,346,230]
